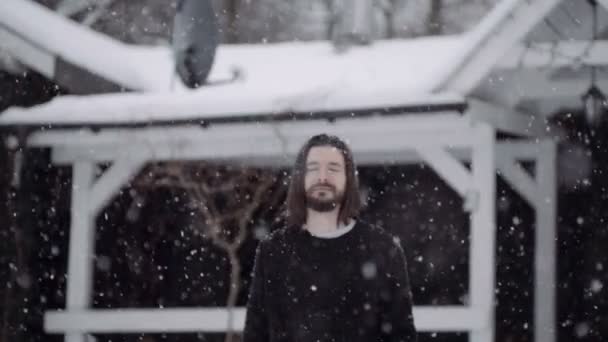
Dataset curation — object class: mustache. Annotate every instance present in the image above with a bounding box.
[308,183,336,192]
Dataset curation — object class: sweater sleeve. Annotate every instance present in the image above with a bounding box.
[379,240,417,342]
[242,240,270,342]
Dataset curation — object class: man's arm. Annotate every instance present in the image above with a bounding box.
[380,240,417,342]
[242,240,270,342]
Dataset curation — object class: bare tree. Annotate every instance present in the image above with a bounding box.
[135,161,285,342]
[1,135,29,342]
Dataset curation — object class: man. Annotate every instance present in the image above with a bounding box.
[243,134,417,342]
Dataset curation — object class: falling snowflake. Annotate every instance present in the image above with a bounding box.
[361,261,377,279]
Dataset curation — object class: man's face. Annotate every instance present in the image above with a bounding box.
[304,146,347,212]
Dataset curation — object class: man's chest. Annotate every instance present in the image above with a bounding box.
[270,247,382,314]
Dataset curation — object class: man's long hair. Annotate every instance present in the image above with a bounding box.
[286,134,361,227]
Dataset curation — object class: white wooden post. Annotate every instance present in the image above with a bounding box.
[535,140,557,342]
[65,161,96,342]
[470,123,496,342]
[496,140,557,342]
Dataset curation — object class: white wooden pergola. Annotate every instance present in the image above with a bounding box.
[2,0,608,342]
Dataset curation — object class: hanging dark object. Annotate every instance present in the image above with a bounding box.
[172,0,219,88]
[582,85,607,125]
[581,0,607,125]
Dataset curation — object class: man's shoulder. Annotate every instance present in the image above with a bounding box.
[258,226,298,253]
[264,226,295,242]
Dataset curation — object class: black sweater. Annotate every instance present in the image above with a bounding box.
[243,221,417,342]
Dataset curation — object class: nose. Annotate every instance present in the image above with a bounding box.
[317,167,329,182]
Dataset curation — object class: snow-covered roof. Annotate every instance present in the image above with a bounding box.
[0,37,469,127]
[0,0,176,91]
[3,0,604,131]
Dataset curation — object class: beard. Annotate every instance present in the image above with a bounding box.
[305,184,344,212]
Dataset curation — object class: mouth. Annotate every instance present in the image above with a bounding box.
[312,186,334,192]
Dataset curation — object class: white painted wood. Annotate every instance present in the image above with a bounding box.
[469,123,496,342]
[0,27,55,78]
[413,306,486,331]
[597,0,608,13]
[27,117,478,164]
[496,157,539,205]
[45,306,484,333]
[471,328,494,342]
[27,114,471,148]
[47,129,476,164]
[414,146,473,197]
[65,162,95,342]
[436,0,562,94]
[497,140,546,161]
[52,146,476,167]
[502,72,608,100]
[87,142,531,167]
[496,139,558,342]
[466,99,555,137]
[89,157,148,214]
[498,40,608,69]
[521,79,608,99]
[535,140,557,342]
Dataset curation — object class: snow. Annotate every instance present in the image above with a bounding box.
[0,0,487,127]
[0,37,468,126]
[0,0,177,91]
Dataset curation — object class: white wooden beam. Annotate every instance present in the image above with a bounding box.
[497,140,547,160]
[502,71,608,100]
[89,157,148,214]
[465,99,559,138]
[65,162,95,342]
[535,140,557,342]
[52,146,480,167]
[46,128,476,164]
[27,114,471,148]
[50,139,551,166]
[0,27,55,78]
[498,40,608,69]
[45,306,485,333]
[472,72,524,109]
[23,116,478,164]
[436,0,562,94]
[469,123,496,342]
[495,139,558,342]
[414,146,473,198]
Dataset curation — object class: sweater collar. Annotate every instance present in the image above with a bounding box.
[307,219,357,239]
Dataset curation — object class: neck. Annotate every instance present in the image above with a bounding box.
[305,208,342,235]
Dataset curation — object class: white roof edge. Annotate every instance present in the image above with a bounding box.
[0,92,467,127]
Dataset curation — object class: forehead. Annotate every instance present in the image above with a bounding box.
[306,146,345,165]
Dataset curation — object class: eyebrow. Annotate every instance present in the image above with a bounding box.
[306,161,343,168]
